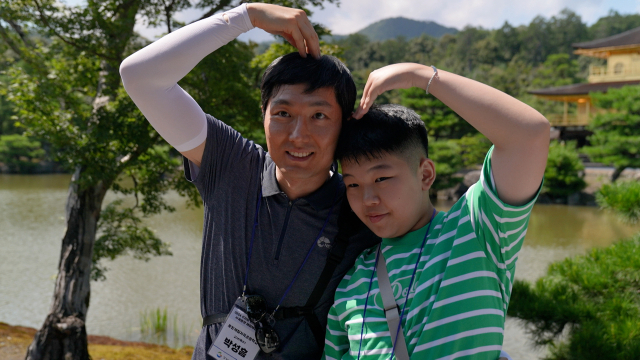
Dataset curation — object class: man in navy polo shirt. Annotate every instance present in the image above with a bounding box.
[120,3,379,359]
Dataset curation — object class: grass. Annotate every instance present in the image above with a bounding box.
[0,322,193,360]
[139,308,195,349]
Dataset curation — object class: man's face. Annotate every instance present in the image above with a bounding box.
[342,152,434,239]
[264,84,342,184]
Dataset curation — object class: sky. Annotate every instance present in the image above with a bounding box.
[64,0,640,43]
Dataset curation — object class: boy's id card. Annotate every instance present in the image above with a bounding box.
[208,300,260,360]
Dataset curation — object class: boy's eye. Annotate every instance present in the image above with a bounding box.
[314,112,326,119]
[276,110,289,117]
[347,183,359,188]
[375,177,390,183]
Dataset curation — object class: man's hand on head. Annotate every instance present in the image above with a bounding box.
[246,3,321,59]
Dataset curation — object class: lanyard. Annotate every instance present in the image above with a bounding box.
[242,186,340,318]
[357,208,437,360]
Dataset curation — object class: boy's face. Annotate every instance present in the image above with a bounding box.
[342,152,435,239]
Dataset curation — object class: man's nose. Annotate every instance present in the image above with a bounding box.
[289,117,310,142]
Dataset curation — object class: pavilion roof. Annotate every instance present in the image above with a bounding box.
[528,80,640,96]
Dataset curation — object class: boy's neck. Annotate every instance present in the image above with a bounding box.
[407,201,437,234]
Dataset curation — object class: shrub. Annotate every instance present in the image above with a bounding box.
[508,233,640,360]
[597,181,640,224]
[455,133,493,168]
[543,141,586,199]
[0,134,45,173]
[429,139,464,193]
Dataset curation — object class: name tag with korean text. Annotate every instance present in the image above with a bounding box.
[208,301,260,360]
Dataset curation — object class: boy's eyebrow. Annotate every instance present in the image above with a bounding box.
[342,163,392,178]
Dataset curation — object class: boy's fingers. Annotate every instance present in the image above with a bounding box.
[299,20,320,58]
[290,29,307,58]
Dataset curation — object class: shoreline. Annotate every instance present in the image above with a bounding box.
[0,322,193,360]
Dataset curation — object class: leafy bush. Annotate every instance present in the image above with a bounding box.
[597,181,640,224]
[543,141,586,199]
[429,139,464,192]
[455,133,493,168]
[0,134,45,173]
[508,233,640,360]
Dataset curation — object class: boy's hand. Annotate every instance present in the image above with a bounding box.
[246,3,321,59]
[353,63,432,119]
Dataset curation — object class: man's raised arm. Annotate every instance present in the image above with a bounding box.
[119,3,320,167]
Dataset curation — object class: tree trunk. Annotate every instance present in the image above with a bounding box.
[25,168,108,360]
[611,166,626,182]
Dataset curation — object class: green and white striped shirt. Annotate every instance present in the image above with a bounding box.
[323,147,541,360]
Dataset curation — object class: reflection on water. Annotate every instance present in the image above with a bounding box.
[1,175,639,356]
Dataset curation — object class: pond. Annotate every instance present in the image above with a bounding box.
[1,174,639,358]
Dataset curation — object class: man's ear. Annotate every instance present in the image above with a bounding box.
[419,157,436,191]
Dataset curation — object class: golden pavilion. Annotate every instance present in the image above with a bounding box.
[529,26,640,128]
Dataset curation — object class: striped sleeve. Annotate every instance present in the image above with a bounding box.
[324,265,358,360]
[466,146,542,271]
[323,300,349,360]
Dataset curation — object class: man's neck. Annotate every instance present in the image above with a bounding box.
[275,167,331,200]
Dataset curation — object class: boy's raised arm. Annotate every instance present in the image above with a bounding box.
[119,3,320,167]
[353,63,550,206]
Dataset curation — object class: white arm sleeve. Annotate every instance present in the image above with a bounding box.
[119,4,254,152]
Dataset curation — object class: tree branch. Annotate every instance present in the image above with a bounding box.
[33,0,118,62]
[191,0,235,23]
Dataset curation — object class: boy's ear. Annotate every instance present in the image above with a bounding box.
[419,157,436,191]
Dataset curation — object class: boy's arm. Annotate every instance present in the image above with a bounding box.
[322,304,349,360]
[353,63,550,206]
[119,3,320,167]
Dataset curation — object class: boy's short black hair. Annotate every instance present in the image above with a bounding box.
[335,104,429,165]
[260,53,356,121]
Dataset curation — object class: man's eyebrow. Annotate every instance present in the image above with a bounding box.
[271,99,292,107]
[270,99,333,107]
[309,100,332,107]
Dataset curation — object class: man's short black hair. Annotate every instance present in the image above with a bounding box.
[260,53,356,121]
[335,104,429,165]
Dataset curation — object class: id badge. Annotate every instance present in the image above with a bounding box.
[208,297,261,360]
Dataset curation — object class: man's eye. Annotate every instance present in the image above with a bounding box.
[375,177,390,183]
[277,111,289,117]
[314,112,326,119]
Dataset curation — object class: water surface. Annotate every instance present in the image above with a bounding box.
[1,175,639,357]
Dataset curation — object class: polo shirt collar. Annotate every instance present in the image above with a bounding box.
[261,154,344,211]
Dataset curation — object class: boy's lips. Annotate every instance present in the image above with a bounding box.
[367,213,388,224]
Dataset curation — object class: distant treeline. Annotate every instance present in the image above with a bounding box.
[329,9,640,107]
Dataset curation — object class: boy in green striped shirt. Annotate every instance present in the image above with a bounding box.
[323,63,549,360]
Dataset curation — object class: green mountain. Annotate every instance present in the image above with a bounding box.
[331,17,458,41]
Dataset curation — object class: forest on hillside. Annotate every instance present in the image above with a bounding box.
[2,7,640,177]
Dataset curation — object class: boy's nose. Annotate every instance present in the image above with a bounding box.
[363,187,380,206]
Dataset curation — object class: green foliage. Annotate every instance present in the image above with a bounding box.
[589,10,640,40]
[455,133,492,168]
[583,85,640,181]
[92,199,172,281]
[532,53,583,88]
[0,134,45,173]
[140,307,193,349]
[543,141,586,199]
[597,181,640,224]
[399,87,475,141]
[429,139,463,192]
[508,234,640,360]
